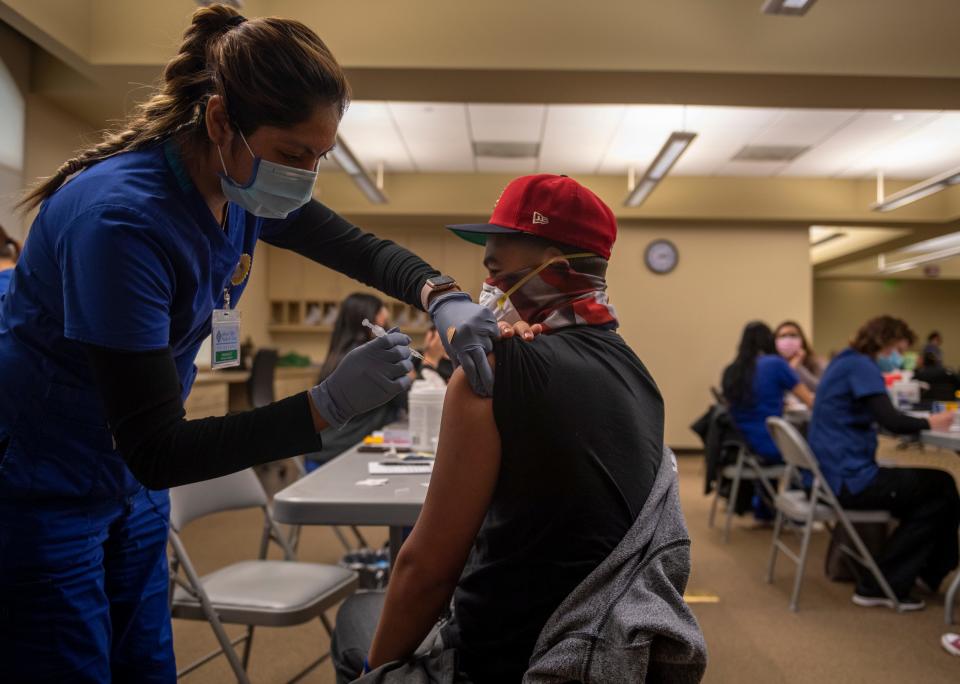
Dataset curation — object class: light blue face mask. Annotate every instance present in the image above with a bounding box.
[218,130,319,219]
[877,349,904,372]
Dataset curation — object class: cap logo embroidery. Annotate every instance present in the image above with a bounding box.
[532,211,549,225]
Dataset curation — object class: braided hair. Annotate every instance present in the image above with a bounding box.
[20,3,350,210]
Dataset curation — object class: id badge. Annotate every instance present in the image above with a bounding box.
[211,309,242,369]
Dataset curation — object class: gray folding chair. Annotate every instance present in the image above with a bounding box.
[168,469,358,683]
[708,440,785,543]
[765,417,900,612]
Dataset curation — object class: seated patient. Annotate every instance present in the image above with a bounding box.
[333,175,705,683]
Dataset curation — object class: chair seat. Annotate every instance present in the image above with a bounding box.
[774,490,891,524]
[172,561,357,627]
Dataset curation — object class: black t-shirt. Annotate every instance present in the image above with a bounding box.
[442,326,664,683]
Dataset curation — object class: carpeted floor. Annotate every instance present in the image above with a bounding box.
[172,437,960,682]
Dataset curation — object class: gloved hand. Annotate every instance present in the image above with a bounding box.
[309,331,414,429]
[429,292,499,397]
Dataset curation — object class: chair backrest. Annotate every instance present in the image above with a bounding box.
[169,468,268,531]
[247,349,278,408]
[765,416,838,497]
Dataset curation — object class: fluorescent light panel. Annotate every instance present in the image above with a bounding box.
[329,137,387,204]
[762,0,816,16]
[871,164,960,212]
[624,132,696,207]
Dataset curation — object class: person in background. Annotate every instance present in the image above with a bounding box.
[414,324,453,384]
[808,315,958,611]
[916,350,960,402]
[923,331,944,367]
[0,223,22,295]
[722,321,815,462]
[304,293,404,471]
[774,320,825,391]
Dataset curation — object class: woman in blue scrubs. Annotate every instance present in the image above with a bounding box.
[722,321,813,518]
[809,315,958,610]
[0,6,516,681]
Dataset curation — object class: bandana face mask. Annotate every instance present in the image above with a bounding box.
[479,253,618,332]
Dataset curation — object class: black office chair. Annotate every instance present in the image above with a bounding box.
[247,349,278,409]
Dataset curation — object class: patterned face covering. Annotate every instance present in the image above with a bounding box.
[479,254,618,332]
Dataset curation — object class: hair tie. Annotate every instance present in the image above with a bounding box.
[225,15,247,29]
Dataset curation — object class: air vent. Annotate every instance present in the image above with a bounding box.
[473,141,540,159]
[731,144,810,162]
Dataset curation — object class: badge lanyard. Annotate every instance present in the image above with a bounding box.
[211,287,242,370]
[210,254,251,370]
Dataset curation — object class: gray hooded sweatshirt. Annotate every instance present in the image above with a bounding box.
[523,448,708,683]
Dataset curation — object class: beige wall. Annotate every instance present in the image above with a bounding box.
[609,224,811,449]
[22,94,94,230]
[259,223,811,450]
[814,278,960,367]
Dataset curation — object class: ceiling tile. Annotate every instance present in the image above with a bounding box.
[338,101,415,172]
[475,157,538,174]
[389,102,474,172]
[673,106,782,175]
[749,109,859,147]
[538,104,625,174]
[713,160,791,177]
[837,111,960,179]
[596,105,685,174]
[468,104,545,143]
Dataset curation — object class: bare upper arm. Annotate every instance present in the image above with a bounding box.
[395,359,501,582]
[792,383,815,408]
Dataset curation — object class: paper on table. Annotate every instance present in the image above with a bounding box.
[356,477,389,486]
[368,461,433,475]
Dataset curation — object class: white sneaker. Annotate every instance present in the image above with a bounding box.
[942,633,960,656]
[852,591,925,612]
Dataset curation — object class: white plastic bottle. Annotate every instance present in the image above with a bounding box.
[408,380,446,452]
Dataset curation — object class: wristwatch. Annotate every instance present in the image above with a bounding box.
[421,275,459,309]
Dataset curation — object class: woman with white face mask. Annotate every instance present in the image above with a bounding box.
[774,320,824,391]
[0,5,529,680]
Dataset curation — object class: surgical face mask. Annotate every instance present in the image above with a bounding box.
[218,130,318,219]
[479,253,594,324]
[877,349,904,372]
[775,335,803,358]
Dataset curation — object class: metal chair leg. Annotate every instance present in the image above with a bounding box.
[241,625,255,671]
[708,485,721,528]
[724,453,746,543]
[945,567,960,625]
[789,513,816,612]
[766,510,784,583]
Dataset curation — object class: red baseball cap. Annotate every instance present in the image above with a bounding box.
[447,174,617,260]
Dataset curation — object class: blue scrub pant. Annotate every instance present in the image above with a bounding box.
[0,487,175,682]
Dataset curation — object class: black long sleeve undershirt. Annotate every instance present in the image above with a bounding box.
[262,199,441,310]
[863,393,930,434]
[85,344,321,490]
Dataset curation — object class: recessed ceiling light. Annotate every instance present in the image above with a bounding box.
[761,0,817,16]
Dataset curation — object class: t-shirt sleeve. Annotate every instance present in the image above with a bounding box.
[58,205,173,351]
[771,356,800,391]
[848,356,887,399]
[491,337,553,434]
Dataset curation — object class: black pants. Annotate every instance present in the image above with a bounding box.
[838,467,960,596]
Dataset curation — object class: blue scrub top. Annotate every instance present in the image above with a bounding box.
[808,348,886,495]
[0,143,296,500]
[0,268,12,296]
[728,354,799,459]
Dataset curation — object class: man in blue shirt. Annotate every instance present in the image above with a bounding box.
[809,316,958,610]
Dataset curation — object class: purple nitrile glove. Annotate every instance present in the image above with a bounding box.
[429,291,498,397]
[309,330,414,429]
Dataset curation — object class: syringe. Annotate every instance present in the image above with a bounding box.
[362,318,425,361]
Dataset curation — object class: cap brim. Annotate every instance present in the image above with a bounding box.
[446,222,521,246]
